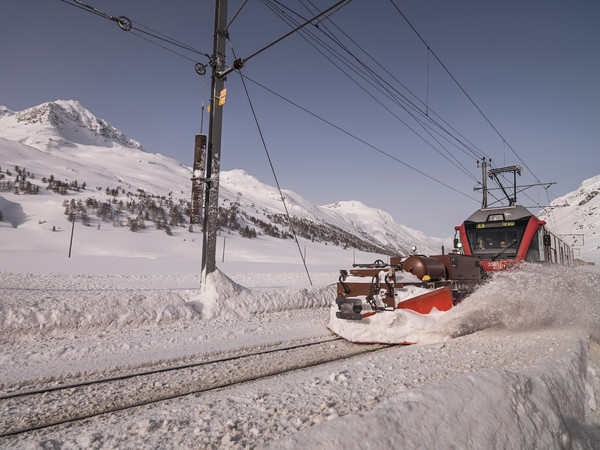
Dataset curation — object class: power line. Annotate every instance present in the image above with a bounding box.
[241,74,479,203]
[234,0,351,68]
[306,0,488,161]
[229,44,313,285]
[60,0,553,213]
[58,0,211,62]
[262,0,486,181]
[59,0,486,188]
[387,0,543,185]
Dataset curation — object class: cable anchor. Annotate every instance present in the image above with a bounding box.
[195,63,207,76]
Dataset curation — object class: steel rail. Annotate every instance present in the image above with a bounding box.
[0,338,393,438]
[0,336,343,401]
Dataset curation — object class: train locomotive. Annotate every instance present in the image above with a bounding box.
[454,204,573,271]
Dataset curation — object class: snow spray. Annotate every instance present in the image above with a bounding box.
[432,263,600,340]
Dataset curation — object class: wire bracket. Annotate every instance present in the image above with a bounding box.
[117,16,132,31]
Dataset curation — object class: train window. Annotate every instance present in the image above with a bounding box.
[466,225,523,260]
[525,228,545,262]
[560,246,564,264]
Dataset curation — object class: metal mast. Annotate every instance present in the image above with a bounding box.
[201,0,228,279]
[479,158,488,209]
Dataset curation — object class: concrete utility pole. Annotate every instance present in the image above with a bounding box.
[480,158,488,209]
[201,0,228,279]
[191,134,206,225]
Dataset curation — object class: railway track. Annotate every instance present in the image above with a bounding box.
[0,337,392,438]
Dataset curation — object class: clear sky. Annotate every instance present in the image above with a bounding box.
[1,0,599,237]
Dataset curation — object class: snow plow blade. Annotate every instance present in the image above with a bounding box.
[396,285,453,314]
[328,286,454,345]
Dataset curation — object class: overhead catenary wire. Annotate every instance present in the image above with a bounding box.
[130,22,211,59]
[225,0,249,33]
[234,0,351,68]
[262,0,485,183]
[58,0,211,63]
[279,1,550,211]
[242,74,479,203]
[59,0,485,187]
[127,29,201,64]
[296,0,490,162]
[57,0,478,225]
[294,0,556,213]
[387,0,544,186]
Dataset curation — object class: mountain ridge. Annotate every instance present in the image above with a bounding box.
[0,100,446,256]
[0,100,143,153]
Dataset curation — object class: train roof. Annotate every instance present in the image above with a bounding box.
[464,205,534,224]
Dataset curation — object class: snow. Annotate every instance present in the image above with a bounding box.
[1,100,600,447]
[275,331,594,449]
[328,301,447,345]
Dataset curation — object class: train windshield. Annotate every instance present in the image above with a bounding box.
[466,224,525,260]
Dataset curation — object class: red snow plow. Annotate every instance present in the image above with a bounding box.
[329,253,481,344]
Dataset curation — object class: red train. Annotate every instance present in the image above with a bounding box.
[454,205,574,272]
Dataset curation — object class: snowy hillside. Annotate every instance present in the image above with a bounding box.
[0,100,445,264]
[539,174,600,263]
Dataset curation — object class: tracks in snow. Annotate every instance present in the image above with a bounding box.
[0,337,392,438]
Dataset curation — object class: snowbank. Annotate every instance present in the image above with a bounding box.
[0,196,26,228]
[0,273,200,333]
[195,269,333,319]
[0,270,334,334]
[271,333,597,449]
[271,264,600,448]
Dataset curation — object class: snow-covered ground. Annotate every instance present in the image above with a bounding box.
[1,245,600,448]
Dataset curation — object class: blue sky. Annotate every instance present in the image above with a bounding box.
[1,0,599,237]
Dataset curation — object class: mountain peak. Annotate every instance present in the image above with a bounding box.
[326,200,369,210]
[324,200,393,221]
[1,100,143,152]
[0,105,13,118]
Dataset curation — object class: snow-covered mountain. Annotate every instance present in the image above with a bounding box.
[0,100,142,153]
[0,100,446,257]
[539,174,600,263]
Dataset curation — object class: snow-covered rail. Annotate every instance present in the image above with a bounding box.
[0,338,392,438]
